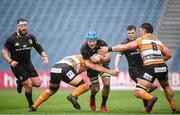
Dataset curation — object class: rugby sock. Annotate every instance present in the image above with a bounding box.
[101,95,108,106]
[32,91,50,109]
[71,84,89,97]
[138,90,153,101]
[90,94,96,103]
[170,102,177,110]
[25,91,34,107]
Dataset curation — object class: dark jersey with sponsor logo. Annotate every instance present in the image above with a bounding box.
[3,32,44,63]
[80,39,110,77]
[120,39,144,82]
[80,39,108,60]
[121,39,143,69]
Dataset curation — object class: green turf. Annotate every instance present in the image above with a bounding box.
[0,89,179,114]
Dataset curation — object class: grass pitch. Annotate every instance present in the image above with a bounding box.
[0,89,180,114]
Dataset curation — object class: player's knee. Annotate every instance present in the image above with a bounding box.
[76,80,85,87]
[134,84,147,98]
[33,82,41,87]
[31,77,41,87]
[161,82,169,89]
[23,82,33,91]
[49,85,59,93]
[94,87,100,92]
[91,85,100,93]
[103,84,110,90]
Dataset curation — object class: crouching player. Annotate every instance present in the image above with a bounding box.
[29,54,118,112]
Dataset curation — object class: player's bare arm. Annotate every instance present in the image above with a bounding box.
[84,60,118,76]
[90,53,110,64]
[41,51,48,65]
[2,48,18,67]
[114,53,122,71]
[161,46,172,61]
[99,52,110,63]
[99,42,138,53]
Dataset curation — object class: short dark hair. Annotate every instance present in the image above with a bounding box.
[140,23,153,33]
[17,18,27,24]
[127,25,136,31]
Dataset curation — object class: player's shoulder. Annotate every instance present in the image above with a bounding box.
[97,39,108,46]
[6,32,17,41]
[80,42,87,50]
[80,42,89,53]
[27,33,35,38]
[121,38,129,44]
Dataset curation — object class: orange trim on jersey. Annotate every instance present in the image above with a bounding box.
[134,34,165,66]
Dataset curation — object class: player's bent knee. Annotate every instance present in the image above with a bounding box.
[134,84,147,98]
[161,82,169,89]
[31,77,41,87]
[91,85,100,92]
[94,87,100,92]
[103,82,110,87]
[49,84,59,93]
[23,83,33,91]
[33,82,41,87]
[76,79,85,87]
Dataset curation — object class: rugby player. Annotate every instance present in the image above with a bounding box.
[100,23,179,113]
[114,25,158,111]
[80,31,111,112]
[2,18,48,111]
[29,54,118,112]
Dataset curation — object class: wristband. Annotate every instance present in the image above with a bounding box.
[108,47,113,52]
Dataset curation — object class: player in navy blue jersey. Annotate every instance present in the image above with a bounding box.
[2,18,48,111]
[80,31,112,112]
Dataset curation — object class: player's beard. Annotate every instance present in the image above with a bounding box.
[19,29,28,36]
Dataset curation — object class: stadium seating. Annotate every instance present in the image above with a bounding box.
[157,0,180,71]
[170,44,180,72]
[0,0,166,70]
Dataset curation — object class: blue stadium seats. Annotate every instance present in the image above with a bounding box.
[170,45,180,72]
[0,0,165,71]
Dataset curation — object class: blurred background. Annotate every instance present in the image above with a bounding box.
[0,0,180,90]
[0,0,180,71]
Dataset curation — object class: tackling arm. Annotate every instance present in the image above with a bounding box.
[161,46,172,61]
[99,52,111,63]
[85,60,118,76]
[99,42,138,54]
[112,42,137,52]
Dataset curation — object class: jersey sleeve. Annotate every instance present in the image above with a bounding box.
[3,37,12,51]
[80,46,91,60]
[31,34,44,54]
[134,37,141,47]
[99,39,108,47]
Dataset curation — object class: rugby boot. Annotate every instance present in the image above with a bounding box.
[67,94,81,110]
[101,104,108,112]
[29,106,36,112]
[146,96,158,113]
[16,80,23,94]
[172,109,180,114]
